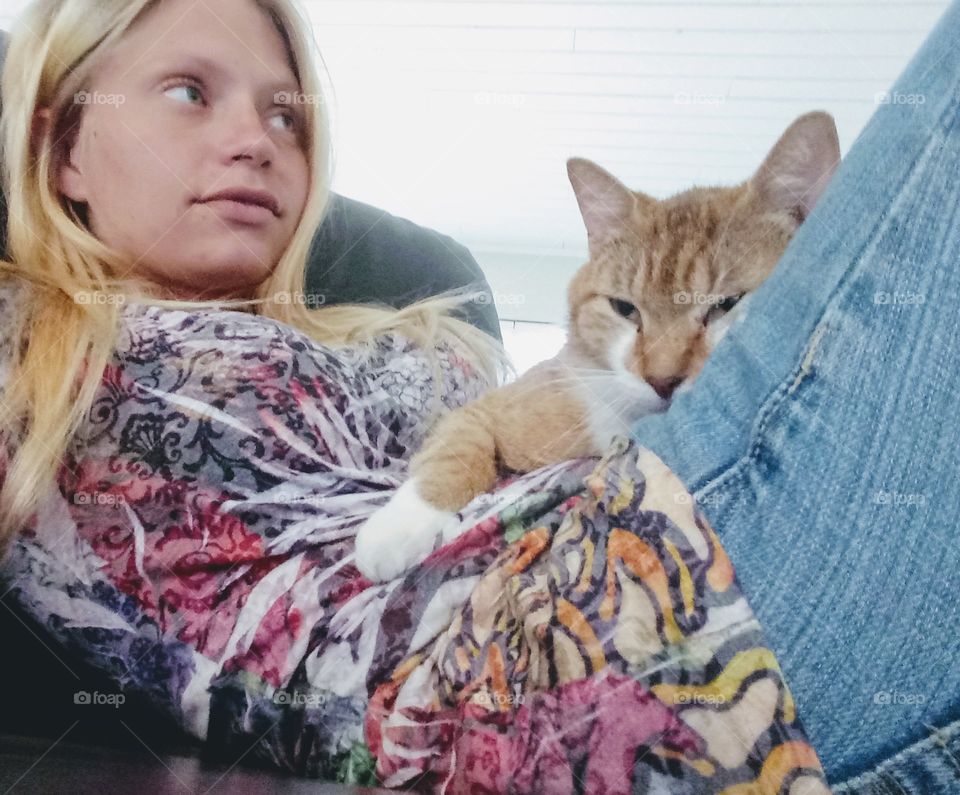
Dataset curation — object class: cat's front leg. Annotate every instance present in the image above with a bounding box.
[354,401,499,582]
[354,477,455,583]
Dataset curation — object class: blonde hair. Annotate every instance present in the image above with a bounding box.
[0,0,510,559]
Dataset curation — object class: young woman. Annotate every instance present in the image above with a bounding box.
[0,0,510,784]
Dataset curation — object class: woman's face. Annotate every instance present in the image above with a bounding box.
[55,0,311,299]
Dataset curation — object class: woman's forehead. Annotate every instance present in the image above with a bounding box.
[107,0,293,82]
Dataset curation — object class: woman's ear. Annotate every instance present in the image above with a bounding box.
[34,105,88,204]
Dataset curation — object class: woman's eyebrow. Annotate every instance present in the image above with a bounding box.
[152,53,300,93]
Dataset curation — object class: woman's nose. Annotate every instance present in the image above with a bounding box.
[222,100,273,164]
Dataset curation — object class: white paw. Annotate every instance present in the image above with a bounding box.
[354,478,454,583]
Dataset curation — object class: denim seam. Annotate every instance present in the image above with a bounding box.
[881,773,910,795]
[691,318,831,504]
[831,718,960,793]
[690,91,960,505]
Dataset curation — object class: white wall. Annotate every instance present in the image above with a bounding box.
[0,0,28,32]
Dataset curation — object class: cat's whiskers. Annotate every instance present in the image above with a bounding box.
[541,371,619,382]
[535,374,624,391]
[551,366,625,380]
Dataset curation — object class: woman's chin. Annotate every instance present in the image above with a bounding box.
[141,263,273,301]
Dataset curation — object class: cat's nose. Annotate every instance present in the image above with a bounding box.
[647,376,683,400]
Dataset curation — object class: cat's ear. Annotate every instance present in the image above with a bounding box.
[567,158,643,254]
[751,111,841,223]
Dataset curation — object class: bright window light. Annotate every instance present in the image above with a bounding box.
[499,320,567,379]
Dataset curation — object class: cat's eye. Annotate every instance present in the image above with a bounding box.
[609,298,640,322]
[704,293,746,324]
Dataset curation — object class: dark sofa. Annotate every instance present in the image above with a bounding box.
[0,26,499,792]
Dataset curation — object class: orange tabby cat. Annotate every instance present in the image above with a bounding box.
[355,110,840,582]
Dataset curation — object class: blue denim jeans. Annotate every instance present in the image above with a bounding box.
[630,2,960,791]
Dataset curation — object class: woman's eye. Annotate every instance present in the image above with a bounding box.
[164,81,204,105]
[164,78,299,133]
[609,297,640,321]
[704,293,746,324]
[270,109,297,132]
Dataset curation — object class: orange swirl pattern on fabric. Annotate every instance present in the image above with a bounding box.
[367,436,829,792]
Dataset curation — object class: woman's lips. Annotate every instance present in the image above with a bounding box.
[200,198,275,225]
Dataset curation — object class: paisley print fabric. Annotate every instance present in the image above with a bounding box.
[0,280,829,792]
